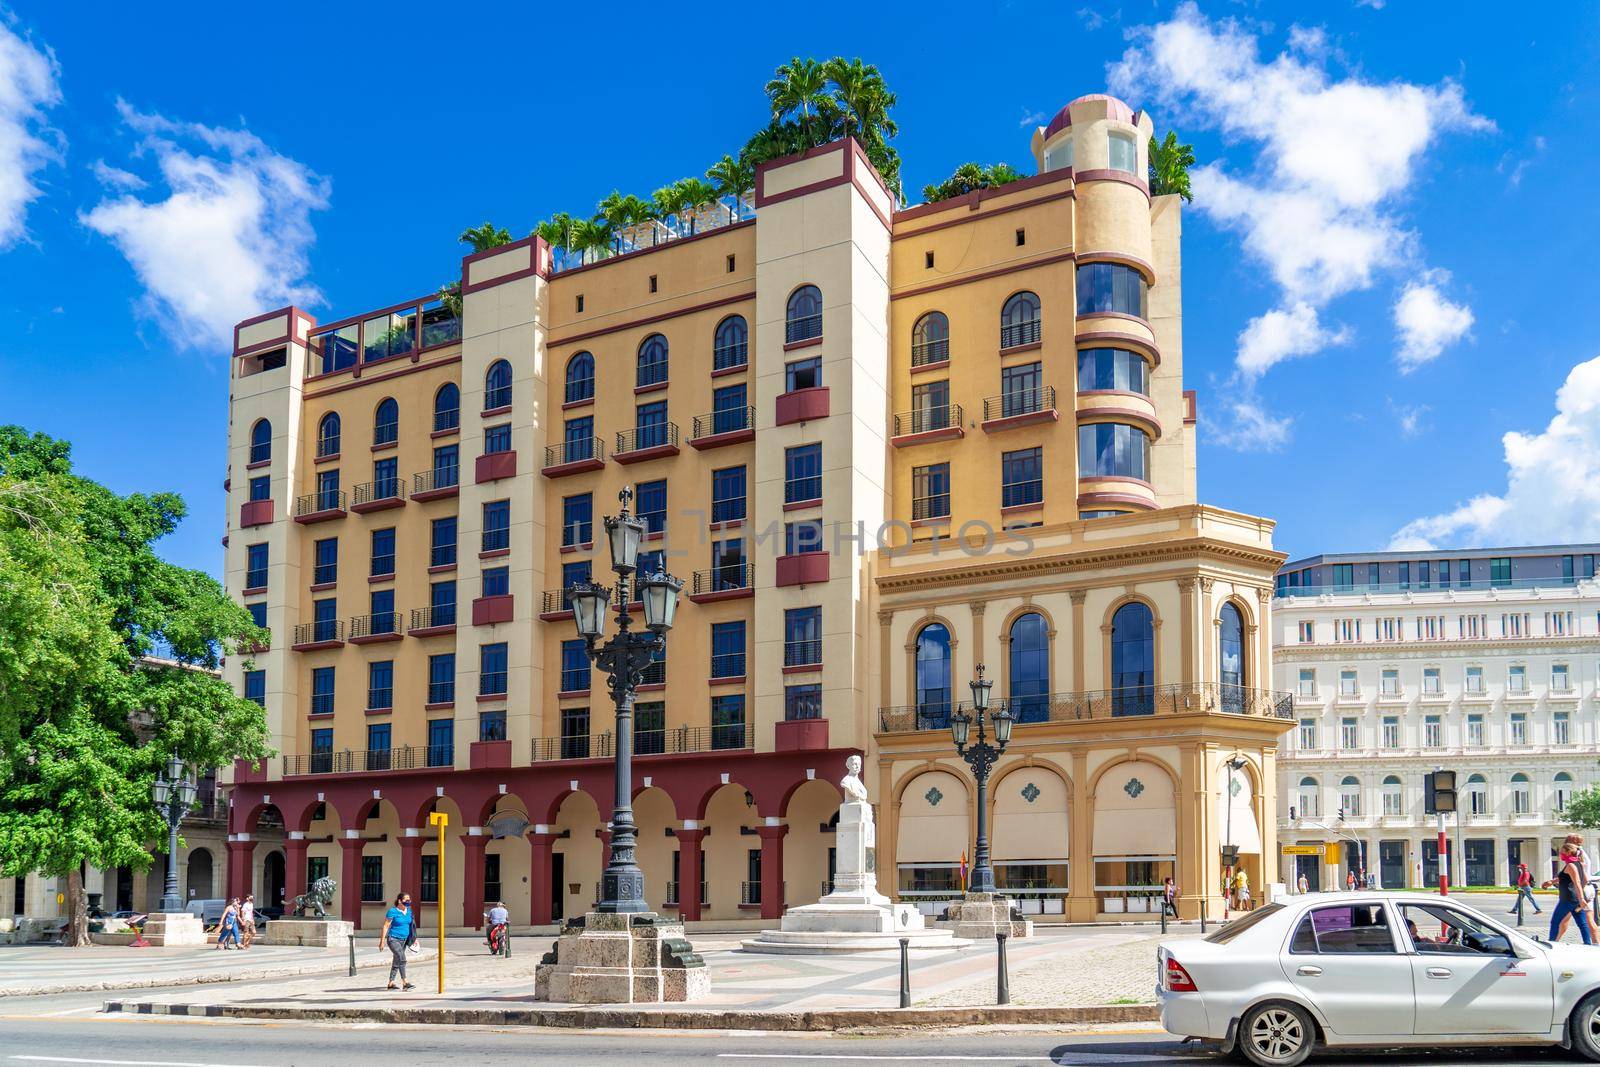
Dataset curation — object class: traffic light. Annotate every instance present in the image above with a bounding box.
[1425,771,1457,814]
[1289,805,1297,821]
[1221,844,1240,868]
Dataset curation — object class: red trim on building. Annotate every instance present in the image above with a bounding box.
[472,595,514,627]
[475,451,518,483]
[239,499,275,528]
[776,552,829,587]
[775,387,829,426]
[688,428,754,451]
[541,457,605,479]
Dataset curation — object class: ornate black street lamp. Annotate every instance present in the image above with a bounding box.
[151,754,198,913]
[569,487,684,914]
[950,665,1014,895]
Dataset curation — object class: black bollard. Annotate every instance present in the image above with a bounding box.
[1160,899,1168,934]
[504,928,511,958]
[996,932,1010,1005]
[898,937,911,1008]
[1515,892,1525,927]
[348,933,356,977]
[1200,899,1208,934]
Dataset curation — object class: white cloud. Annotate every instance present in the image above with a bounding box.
[90,158,145,190]
[1394,279,1474,371]
[1207,394,1293,452]
[1237,302,1351,378]
[1389,356,1600,549]
[1077,7,1106,30]
[0,20,62,248]
[1387,399,1429,437]
[80,101,329,351]
[1355,0,1386,9]
[1017,108,1048,128]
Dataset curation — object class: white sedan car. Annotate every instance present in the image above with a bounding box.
[1158,891,1600,1066]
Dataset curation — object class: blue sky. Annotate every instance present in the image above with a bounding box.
[2,0,1598,576]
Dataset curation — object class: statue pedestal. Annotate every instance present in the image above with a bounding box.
[139,912,208,947]
[534,912,709,1003]
[947,892,1034,939]
[257,918,356,948]
[743,801,968,955]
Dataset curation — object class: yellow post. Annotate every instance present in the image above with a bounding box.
[428,811,448,993]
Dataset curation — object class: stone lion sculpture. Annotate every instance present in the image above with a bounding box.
[291,876,337,919]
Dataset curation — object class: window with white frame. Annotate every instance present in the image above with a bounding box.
[1555,711,1571,745]
[1553,663,1572,691]
[1502,613,1530,638]
[1460,614,1487,639]
[1382,775,1403,816]
[1422,667,1442,694]
[1298,668,1316,697]
[1298,777,1319,818]
[1335,619,1361,643]
[1510,712,1528,746]
[1339,776,1361,817]
[1509,665,1527,692]
[1340,669,1359,696]
[1466,713,1484,748]
[1381,715,1400,748]
[1424,715,1442,748]
[1376,617,1400,642]
[1341,716,1359,749]
[1466,666,1485,693]
[1466,774,1488,815]
[1298,718,1318,750]
[1547,611,1574,636]
[1556,772,1574,812]
[1511,773,1531,815]
[1298,621,1314,643]
[1381,668,1400,695]
[1417,615,1445,641]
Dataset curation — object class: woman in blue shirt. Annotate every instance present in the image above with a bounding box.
[378,893,415,990]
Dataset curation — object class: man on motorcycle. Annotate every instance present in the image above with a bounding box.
[484,901,510,955]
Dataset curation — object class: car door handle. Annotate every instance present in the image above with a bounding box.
[1296,965,1322,976]
[1427,967,1453,979]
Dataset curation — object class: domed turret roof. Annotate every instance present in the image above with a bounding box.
[1042,93,1136,139]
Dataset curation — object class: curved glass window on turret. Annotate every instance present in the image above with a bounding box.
[1077,423,1150,481]
[1076,263,1148,319]
[1076,348,1149,394]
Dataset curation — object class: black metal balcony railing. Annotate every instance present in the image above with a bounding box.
[710,653,746,679]
[410,604,456,630]
[413,466,459,495]
[693,405,755,440]
[295,490,346,516]
[911,337,949,367]
[565,377,595,405]
[783,640,822,668]
[349,611,402,639]
[616,423,679,455]
[283,746,430,777]
[893,403,961,437]
[692,563,753,595]
[292,620,343,645]
[983,386,1055,422]
[352,479,405,508]
[786,313,822,344]
[713,340,748,371]
[741,881,786,906]
[1000,317,1041,349]
[531,723,750,763]
[433,406,460,433]
[544,438,604,468]
[876,683,1295,734]
[664,882,710,907]
[425,744,454,768]
[641,659,665,686]
[912,495,951,522]
[711,498,746,524]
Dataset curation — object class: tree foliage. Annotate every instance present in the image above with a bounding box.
[0,427,270,944]
[1564,785,1600,831]
[1149,130,1196,203]
[921,161,1026,204]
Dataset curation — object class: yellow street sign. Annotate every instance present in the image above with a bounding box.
[1283,845,1324,856]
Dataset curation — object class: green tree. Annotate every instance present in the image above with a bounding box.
[569,216,615,264]
[765,57,832,148]
[458,222,512,252]
[0,428,270,946]
[705,155,755,204]
[1149,130,1196,202]
[921,161,1025,204]
[1564,786,1600,832]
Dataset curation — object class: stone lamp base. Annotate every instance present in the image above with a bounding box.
[139,912,208,947]
[257,918,356,948]
[948,892,1035,939]
[534,912,709,1003]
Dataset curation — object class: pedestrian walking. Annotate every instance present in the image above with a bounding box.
[1510,862,1543,916]
[1296,872,1309,895]
[379,893,416,991]
[1234,868,1251,910]
[239,894,256,949]
[1345,869,1357,893]
[1161,876,1179,920]
[215,899,241,950]
[1543,844,1594,945]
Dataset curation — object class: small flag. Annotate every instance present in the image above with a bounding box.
[959,849,969,892]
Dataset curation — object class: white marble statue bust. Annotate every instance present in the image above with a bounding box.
[840,754,870,804]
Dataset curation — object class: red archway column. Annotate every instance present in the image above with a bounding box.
[283,835,309,905]
[462,832,488,930]
[226,838,257,901]
[756,824,789,920]
[338,836,365,928]
[399,832,425,921]
[675,828,706,922]
[528,831,559,926]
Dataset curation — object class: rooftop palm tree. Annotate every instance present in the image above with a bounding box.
[1149,131,1196,203]
[459,222,511,253]
[920,161,1025,204]
[569,216,614,265]
[825,57,898,148]
[766,57,831,148]
[671,177,719,234]
[706,155,755,204]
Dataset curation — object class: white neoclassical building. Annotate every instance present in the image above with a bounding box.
[1271,545,1600,891]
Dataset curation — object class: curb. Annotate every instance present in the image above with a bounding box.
[4,950,437,1000]
[101,999,1158,1030]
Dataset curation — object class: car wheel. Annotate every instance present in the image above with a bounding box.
[1237,1002,1315,1067]
[1570,990,1600,1061]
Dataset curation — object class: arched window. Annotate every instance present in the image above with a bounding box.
[1078,423,1151,481]
[911,311,949,367]
[1076,262,1148,318]
[1511,772,1531,816]
[713,315,748,371]
[1556,772,1574,813]
[1076,347,1149,395]
[1000,291,1041,349]
[636,335,668,388]
[1382,775,1403,816]
[1297,776,1319,818]
[433,383,460,432]
[1219,603,1244,713]
[1111,601,1154,716]
[1007,613,1050,723]
[248,419,272,464]
[484,360,512,410]
[913,623,952,729]
[1466,773,1489,815]
[785,285,822,343]
[373,398,398,446]
[566,352,595,404]
[316,412,341,458]
[1339,776,1361,818]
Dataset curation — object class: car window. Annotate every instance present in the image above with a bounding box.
[1204,903,1286,944]
[1400,903,1514,956]
[1290,904,1397,954]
